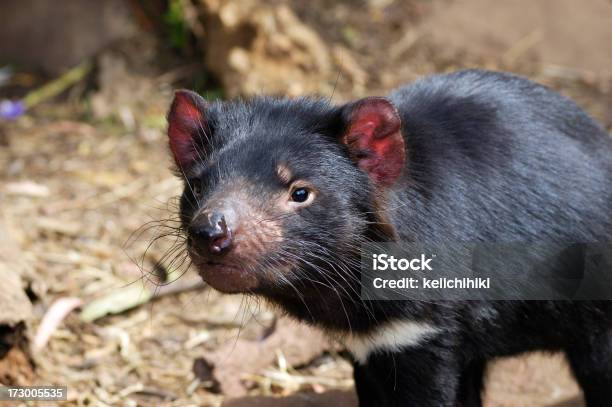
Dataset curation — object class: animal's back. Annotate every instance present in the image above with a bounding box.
[388,69,612,244]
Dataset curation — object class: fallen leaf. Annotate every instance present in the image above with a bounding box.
[80,284,152,322]
[205,318,332,397]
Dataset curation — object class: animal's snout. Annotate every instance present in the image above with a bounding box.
[189,210,233,255]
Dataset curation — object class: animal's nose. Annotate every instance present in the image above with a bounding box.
[190,211,233,254]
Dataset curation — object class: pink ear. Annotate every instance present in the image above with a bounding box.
[167,90,209,170]
[342,97,405,187]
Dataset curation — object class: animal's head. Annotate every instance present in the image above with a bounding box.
[167,90,405,298]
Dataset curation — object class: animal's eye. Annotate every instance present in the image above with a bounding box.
[192,182,203,198]
[291,187,309,203]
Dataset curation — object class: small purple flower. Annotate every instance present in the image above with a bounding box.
[0,100,25,120]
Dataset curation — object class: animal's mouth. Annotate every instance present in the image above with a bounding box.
[193,259,259,294]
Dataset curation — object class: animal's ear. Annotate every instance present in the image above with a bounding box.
[167,90,210,171]
[339,97,405,187]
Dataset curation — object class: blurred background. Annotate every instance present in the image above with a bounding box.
[0,0,610,406]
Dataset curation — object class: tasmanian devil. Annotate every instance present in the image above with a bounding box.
[165,70,612,406]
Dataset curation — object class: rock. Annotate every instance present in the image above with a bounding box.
[0,220,32,328]
[0,214,35,385]
[197,0,333,97]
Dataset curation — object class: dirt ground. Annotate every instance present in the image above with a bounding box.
[1,0,611,406]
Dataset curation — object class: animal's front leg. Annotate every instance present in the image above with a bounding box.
[353,345,462,407]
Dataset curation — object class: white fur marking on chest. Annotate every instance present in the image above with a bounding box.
[344,320,439,364]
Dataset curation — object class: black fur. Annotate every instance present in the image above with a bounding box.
[173,70,612,406]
